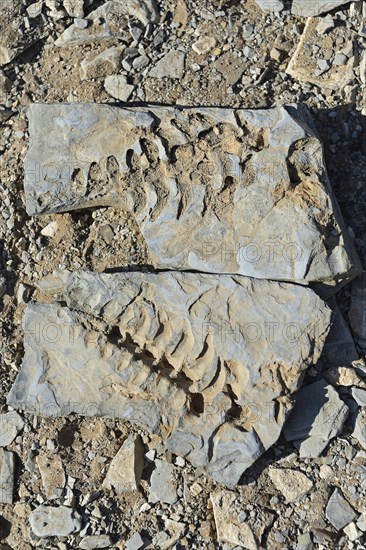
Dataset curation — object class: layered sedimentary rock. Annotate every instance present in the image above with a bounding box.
[24,103,360,289]
[8,270,331,486]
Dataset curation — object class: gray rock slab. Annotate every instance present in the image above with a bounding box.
[149,459,178,504]
[29,505,81,537]
[0,411,24,447]
[291,0,351,16]
[255,0,284,12]
[353,407,366,449]
[103,434,144,493]
[325,488,357,530]
[149,50,185,78]
[283,379,349,457]
[23,102,361,290]
[8,269,331,486]
[0,449,14,504]
[79,535,113,549]
[351,388,366,407]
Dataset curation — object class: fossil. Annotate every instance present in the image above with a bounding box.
[24,103,360,290]
[8,269,331,486]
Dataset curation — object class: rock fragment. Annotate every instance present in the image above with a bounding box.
[29,505,81,537]
[104,75,135,101]
[8,269,331,485]
[283,380,349,457]
[23,102,360,289]
[291,0,351,17]
[344,522,362,542]
[36,454,66,499]
[0,411,24,447]
[79,535,113,549]
[349,273,366,351]
[322,300,358,366]
[149,50,185,78]
[126,531,146,550]
[149,459,177,504]
[0,449,14,504]
[255,0,284,12]
[80,46,124,80]
[103,434,144,493]
[352,407,366,449]
[211,490,258,549]
[192,36,217,55]
[325,488,357,530]
[268,468,313,502]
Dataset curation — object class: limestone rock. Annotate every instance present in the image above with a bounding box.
[149,459,177,504]
[80,46,124,80]
[291,0,351,17]
[325,488,357,530]
[322,300,358,366]
[103,434,144,493]
[36,454,66,499]
[255,0,284,13]
[0,449,14,504]
[353,407,366,449]
[149,50,185,78]
[29,505,81,537]
[283,380,349,457]
[55,0,159,47]
[0,411,24,447]
[268,468,313,502]
[8,269,331,486]
[104,75,134,101]
[211,490,258,549]
[23,102,360,289]
[79,535,113,549]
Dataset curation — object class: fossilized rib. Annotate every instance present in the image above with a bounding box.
[24,103,360,289]
[8,270,331,486]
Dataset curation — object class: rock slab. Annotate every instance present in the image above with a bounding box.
[325,488,357,530]
[103,434,144,493]
[23,102,360,289]
[8,269,331,486]
[0,449,14,504]
[29,505,81,537]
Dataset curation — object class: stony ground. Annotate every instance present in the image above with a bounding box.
[0,0,366,548]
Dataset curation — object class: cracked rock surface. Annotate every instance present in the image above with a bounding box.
[24,102,360,288]
[8,269,331,486]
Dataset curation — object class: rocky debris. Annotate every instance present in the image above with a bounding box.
[268,468,313,502]
[36,453,66,499]
[104,75,135,101]
[211,490,258,549]
[322,300,358,366]
[149,459,177,504]
[283,380,349,457]
[55,0,159,47]
[353,407,366,449]
[103,434,144,493]
[80,46,124,80]
[0,449,14,504]
[29,505,82,537]
[323,366,366,388]
[149,50,186,78]
[286,17,355,90]
[23,103,360,289]
[291,0,351,17]
[349,273,366,350]
[126,531,146,550]
[79,534,113,549]
[8,269,331,485]
[0,411,24,447]
[325,488,357,530]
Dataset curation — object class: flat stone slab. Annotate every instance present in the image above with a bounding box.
[291,0,351,17]
[24,103,360,289]
[8,270,331,486]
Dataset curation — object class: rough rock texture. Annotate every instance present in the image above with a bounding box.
[322,300,358,366]
[325,488,357,530]
[349,273,366,351]
[23,103,360,289]
[211,490,258,549]
[55,0,159,47]
[283,379,349,457]
[8,269,331,486]
[0,411,24,447]
[103,434,144,493]
[0,449,14,504]
[36,453,66,499]
[268,468,313,502]
[291,0,351,17]
[29,505,82,537]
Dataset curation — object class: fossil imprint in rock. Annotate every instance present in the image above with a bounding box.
[24,103,360,289]
[8,270,331,486]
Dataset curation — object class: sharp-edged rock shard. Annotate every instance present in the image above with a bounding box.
[8,270,331,486]
[24,103,360,289]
